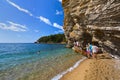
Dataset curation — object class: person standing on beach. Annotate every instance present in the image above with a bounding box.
[92,45,99,58]
[86,45,90,58]
[88,43,93,56]
[73,41,79,47]
[76,41,79,47]
[74,41,77,47]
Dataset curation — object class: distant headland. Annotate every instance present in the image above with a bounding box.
[35,34,66,44]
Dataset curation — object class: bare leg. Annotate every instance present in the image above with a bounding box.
[92,53,96,59]
[87,53,90,58]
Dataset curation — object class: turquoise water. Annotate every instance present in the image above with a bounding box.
[0,43,83,80]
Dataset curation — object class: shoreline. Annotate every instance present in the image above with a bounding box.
[59,53,120,80]
[51,57,86,80]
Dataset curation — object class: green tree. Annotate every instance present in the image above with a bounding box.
[36,34,66,43]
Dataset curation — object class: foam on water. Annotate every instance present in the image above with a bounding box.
[51,57,86,80]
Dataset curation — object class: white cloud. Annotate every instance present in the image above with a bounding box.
[6,0,63,32]
[53,23,63,30]
[0,21,27,32]
[37,16,63,31]
[58,0,62,3]
[37,16,52,26]
[56,10,62,15]
[6,0,33,16]
[8,21,27,29]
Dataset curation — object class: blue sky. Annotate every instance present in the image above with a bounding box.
[0,0,64,43]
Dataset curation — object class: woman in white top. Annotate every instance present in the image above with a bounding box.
[92,45,98,58]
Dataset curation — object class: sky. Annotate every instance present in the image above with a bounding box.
[0,0,64,43]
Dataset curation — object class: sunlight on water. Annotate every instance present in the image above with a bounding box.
[0,43,83,80]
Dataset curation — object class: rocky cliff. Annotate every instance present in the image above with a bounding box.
[62,0,120,55]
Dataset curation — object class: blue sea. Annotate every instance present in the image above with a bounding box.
[0,43,83,80]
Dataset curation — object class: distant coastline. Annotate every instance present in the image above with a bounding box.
[35,42,67,44]
[35,34,66,44]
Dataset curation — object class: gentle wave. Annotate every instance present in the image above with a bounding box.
[51,57,86,80]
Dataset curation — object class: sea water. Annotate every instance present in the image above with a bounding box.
[0,43,84,80]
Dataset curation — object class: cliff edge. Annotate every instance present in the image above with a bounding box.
[62,0,120,55]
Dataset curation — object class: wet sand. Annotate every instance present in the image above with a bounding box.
[60,54,120,80]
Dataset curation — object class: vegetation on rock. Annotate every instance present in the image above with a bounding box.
[35,34,66,44]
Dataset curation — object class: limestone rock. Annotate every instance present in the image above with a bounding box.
[62,0,120,55]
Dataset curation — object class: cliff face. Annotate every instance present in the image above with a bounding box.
[62,0,120,55]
